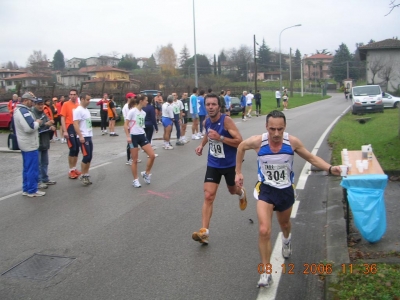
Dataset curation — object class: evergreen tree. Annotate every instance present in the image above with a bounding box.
[213,54,217,76]
[330,43,357,82]
[79,60,87,68]
[184,54,211,76]
[147,54,157,70]
[293,49,302,79]
[179,44,190,68]
[219,50,227,62]
[257,39,271,71]
[118,54,139,71]
[217,56,221,75]
[53,50,65,70]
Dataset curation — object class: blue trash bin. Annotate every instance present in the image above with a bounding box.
[340,174,388,243]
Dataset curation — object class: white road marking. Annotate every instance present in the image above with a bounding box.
[257,107,348,298]
[256,232,284,300]
[0,162,112,202]
[0,191,23,202]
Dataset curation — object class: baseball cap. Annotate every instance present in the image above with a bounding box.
[126,92,136,99]
[21,92,37,101]
[35,98,44,104]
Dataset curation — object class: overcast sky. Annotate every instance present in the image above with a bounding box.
[1,0,399,67]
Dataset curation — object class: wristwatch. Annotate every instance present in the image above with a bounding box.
[219,135,225,142]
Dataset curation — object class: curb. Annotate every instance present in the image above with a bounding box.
[325,175,350,300]
[0,147,20,153]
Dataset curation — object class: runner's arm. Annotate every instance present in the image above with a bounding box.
[223,116,243,148]
[235,135,262,187]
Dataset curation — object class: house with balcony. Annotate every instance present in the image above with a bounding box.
[0,69,25,92]
[4,73,52,92]
[303,53,333,80]
[86,56,120,67]
[358,39,400,92]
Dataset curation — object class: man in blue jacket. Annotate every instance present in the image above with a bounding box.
[240,91,247,121]
[13,92,46,197]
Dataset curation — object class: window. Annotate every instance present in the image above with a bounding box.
[7,81,12,86]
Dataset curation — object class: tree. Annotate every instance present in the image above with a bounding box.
[386,0,400,15]
[118,54,139,71]
[257,39,271,72]
[184,54,212,76]
[53,50,65,70]
[227,45,253,81]
[329,43,356,82]
[79,60,87,68]
[155,44,177,76]
[27,50,49,74]
[146,54,157,70]
[219,50,227,62]
[3,61,19,69]
[293,49,302,79]
[178,44,190,68]
[306,60,313,79]
[316,49,331,55]
[213,54,217,76]
[377,58,399,91]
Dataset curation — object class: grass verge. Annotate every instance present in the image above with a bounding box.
[329,263,400,299]
[328,109,400,171]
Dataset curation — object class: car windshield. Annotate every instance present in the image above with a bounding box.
[87,102,99,109]
[230,97,240,104]
[353,86,381,96]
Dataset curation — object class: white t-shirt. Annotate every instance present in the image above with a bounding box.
[122,103,130,120]
[172,100,184,115]
[162,102,174,118]
[246,93,254,104]
[126,107,146,135]
[275,91,281,98]
[73,106,93,137]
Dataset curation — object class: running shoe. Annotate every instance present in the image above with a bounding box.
[239,188,247,210]
[126,159,133,165]
[137,159,142,163]
[27,191,46,198]
[176,140,185,146]
[38,183,48,189]
[101,131,105,136]
[192,228,209,244]
[132,179,141,188]
[164,145,174,150]
[81,176,92,186]
[141,171,151,184]
[69,170,78,179]
[192,134,200,140]
[257,274,273,288]
[147,154,159,158]
[282,241,292,259]
[74,169,82,176]
[22,192,28,196]
[113,133,119,136]
[44,180,56,185]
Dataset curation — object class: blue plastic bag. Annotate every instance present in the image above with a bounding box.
[340,174,388,243]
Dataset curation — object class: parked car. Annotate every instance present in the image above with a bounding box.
[140,90,162,98]
[350,85,384,114]
[0,102,12,130]
[87,99,122,123]
[229,97,242,115]
[382,92,400,108]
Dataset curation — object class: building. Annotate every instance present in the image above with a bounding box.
[86,56,120,67]
[358,39,400,92]
[65,57,85,69]
[3,73,52,92]
[0,69,25,91]
[303,53,334,80]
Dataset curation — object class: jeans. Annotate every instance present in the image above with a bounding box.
[255,101,261,114]
[38,149,49,183]
[173,114,181,139]
[22,150,39,193]
[100,112,108,131]
[144,125,154,144]
[276,98,281,108]
[199,115,206,133]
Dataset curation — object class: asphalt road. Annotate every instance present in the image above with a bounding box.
[0,94,351,300]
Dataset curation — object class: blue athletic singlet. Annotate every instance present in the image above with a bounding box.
[257,132,294,189]
[205,114,237,168]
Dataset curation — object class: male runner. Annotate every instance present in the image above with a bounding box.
[73,93,94,186]
[190,87,200,140]
[192,93,247,245]
[246,90,254,118]
[234,110,341,288]
[171,92,184,146]
[224,89,231,116]
[60,89,81,179]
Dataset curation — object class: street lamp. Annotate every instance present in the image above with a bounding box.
[279,24,301,92]
[193,0,198,88]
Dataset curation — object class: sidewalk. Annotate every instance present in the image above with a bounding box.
[325,174,400,298]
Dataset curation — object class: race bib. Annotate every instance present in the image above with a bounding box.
[209,140,225,158]
[260,163,289,186]
[136,114,145,128]
[173,105,180,114]
[102,103,108,110]
[85,118,92,130]
[184,103,188,111]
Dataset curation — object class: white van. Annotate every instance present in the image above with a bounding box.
[350,85,384,114]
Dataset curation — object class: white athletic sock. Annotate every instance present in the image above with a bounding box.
[204,228,209,235]
[282,233,291,244]
[239,189,245,199]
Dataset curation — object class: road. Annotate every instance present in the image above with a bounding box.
[0,94,350,300]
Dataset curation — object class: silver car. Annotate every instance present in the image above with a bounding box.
[87,98,122,123]
[382,92,400,108]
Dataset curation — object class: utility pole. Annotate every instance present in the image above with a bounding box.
[347,61,349,79]
[301,59,304,97]
[289,48,293,97]
[254,35,257,93]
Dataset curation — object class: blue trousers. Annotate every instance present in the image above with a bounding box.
[173,114,181,139]
[199,115,206,133]
[22,150,39,194]
[38,149,49,183]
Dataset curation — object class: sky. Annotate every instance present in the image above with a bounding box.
[1,0,399,68]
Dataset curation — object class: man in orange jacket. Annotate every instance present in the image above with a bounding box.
[8,94,19,116]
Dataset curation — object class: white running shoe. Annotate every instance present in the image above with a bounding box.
[141,171,151,184]
[164,145,174,150]
[27,190,46,197]
[192,134,200,140]
[126,159,133,165]
[132,179,141,188]
[257,274,273,288]
[282,241,292,259]
[147,154,159,158]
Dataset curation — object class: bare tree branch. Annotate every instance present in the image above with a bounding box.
[385,0,400,16]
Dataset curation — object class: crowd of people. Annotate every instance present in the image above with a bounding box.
[9,88,342,288]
